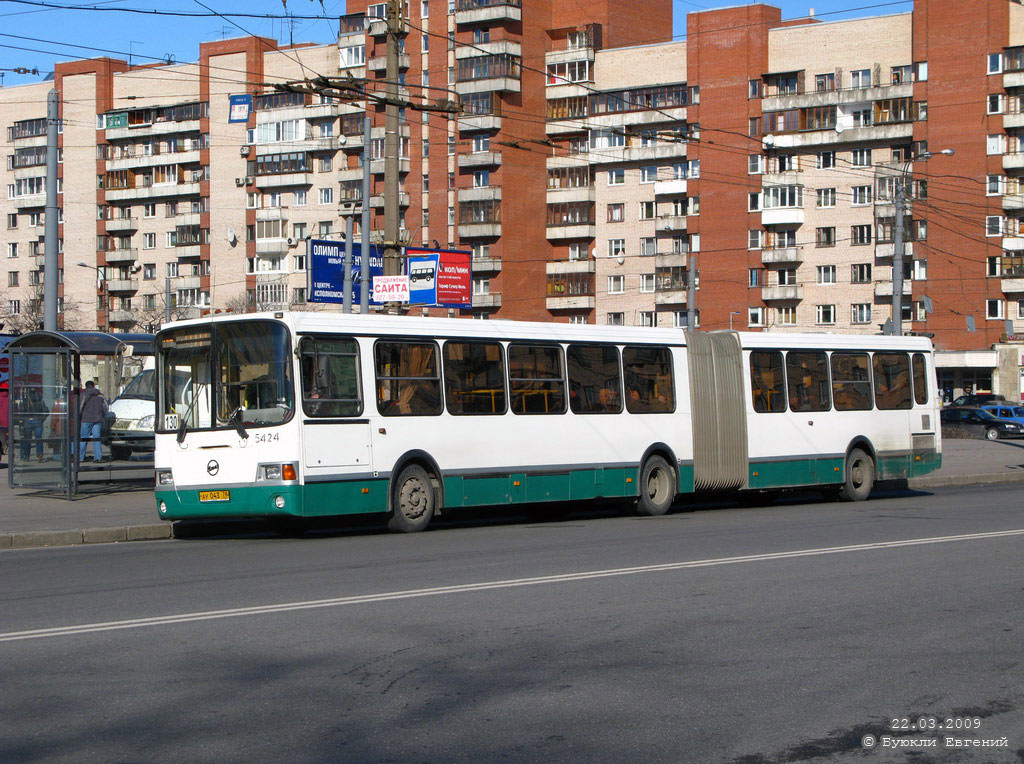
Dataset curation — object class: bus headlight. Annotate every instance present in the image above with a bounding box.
[259,463,297,481]
[263,464,282,480]
[156,469,174,486]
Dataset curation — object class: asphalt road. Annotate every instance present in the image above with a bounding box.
[2,486,1023,764]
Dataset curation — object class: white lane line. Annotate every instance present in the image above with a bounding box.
[3,528,1023,643]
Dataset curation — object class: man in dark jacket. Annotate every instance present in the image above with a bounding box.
[79,380,107,462]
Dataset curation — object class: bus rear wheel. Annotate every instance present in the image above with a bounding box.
[388,464,436,533]
[637,455,675,516]
[838,448,874,502]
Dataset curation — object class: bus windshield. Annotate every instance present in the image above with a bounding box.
[157,321,293,433]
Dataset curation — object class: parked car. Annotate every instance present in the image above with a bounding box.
[981,403,1024,426]
[948,393,1006,407]
[940,406,1024,440]
[107,369,189,460]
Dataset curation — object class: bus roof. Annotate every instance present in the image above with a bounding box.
[157,311,934,352]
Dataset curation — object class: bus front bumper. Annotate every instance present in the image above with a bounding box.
[156,484,303,520]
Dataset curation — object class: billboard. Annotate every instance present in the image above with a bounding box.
[228,94,253,123]
[406,248,472,308]
[308,239,383,305]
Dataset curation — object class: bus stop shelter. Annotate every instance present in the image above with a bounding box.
[6,331,154,498]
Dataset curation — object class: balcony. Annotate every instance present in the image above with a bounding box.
[103,248,138,264]
[256,238,289,255]
[253,173,312,188]
[546,224,595,240]
[589,143,687,165]
[367,54,410,72]
[546,295,594,310]
[174,276,202,290]
[874,281,912,297]
[546,259,595,275]
[1004,112,1024,131]
[369,192,411,208]
[458,222,502,238]
[105,150,201,172]
[458,113,502,132]
[104,120,201,141]
[653,179,687,196]
[455,0,521,26]
[545,118,587,137]
[369,158,411,175]
[12,193,46,209]
[1000,276,1024,293]
[107,309,135,324]
[762,82,913,112]
[874,242,918,259]
[761,208,805,226]
[175,245,202,258]
[761,285,803,301]
[1004,153,1024,171]
[1004,236,1024,252]
[1004,72,1024,89]
[655,215,687,232]
[103,217,138,232]
[767,122,913,149]
[105,278,139,293]
[761,246,803,264]
[367,18,408,36]
[471,292,503,308]
[104,182,201,201]
[255,208,286,222]
[457,151,503,168]
[654,290,687,306]
[655,253,689,268]
[546,187,594,204]
[472,257,503,273]
[1003,195,1024,211]
[454,76,521,96]
[457,187,501,203]
[254,138,337,156]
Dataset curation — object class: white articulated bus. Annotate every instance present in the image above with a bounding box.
[153,312,941,532]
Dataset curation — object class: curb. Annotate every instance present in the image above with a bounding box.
[4,471,1024,550]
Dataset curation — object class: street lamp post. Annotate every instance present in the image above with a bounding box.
[891,149,953,336]
[729,310,740,331]
[76,262,107,332]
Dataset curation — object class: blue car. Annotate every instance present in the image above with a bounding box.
[981,403,1024,426]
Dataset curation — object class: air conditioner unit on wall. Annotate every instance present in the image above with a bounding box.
[240,145,251,157]
[286,237,297,247]
[235,177,245,187]
[245,176,254,186]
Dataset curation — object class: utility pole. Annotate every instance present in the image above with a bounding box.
[383,0,407,286]
[891,174,905,336]
[687,256,697,330]
[360,115,371,314]
[43,89,59,331]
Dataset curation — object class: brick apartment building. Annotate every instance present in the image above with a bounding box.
[1,0,1023,399]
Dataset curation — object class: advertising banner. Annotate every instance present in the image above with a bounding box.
[308,239,383,305]
[228,94,253,123]
[406,248,472,308]
[372,275,411,303]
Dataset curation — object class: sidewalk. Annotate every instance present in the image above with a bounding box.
[3,438,1024,550]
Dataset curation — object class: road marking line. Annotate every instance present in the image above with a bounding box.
[3,528,1023,643]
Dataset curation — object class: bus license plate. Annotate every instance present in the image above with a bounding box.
[199,490,230,502]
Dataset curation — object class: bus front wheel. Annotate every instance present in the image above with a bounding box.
[636,455,675,516]
[838,448,874,502]
[388,464,436,533]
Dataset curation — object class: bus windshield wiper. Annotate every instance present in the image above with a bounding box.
[228,406,249,440]
[176,390,200,444]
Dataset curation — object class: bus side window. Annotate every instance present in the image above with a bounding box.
[567,344,622,414]
[786,351,830,412]
[873,352,912,410]
[831,352,872,411]
[299,335,362,417]
[443,341,507,415]
[912,353,929,405]
[623,346,674,413]
[375,341,443,416]
[750,350,785,412]
[508,344,566,414]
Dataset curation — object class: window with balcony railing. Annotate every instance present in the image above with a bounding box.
[763,72,803,97]
[546,273,593,297]
[547,166,591,189]
[458,54,521,82]
[249,152,309,176]
[341,113,365,135]
[253,91,306,111]
[655,266,687,292]
[455,0,521,11]
[1004,46,1024,73]
[459,199,501,224]
[12,147,46,168]
[762,185,803,209]
[547,96,587,120]
[8,118,47,141]
[546,202,594,226]
[588,84,687,115]
[460,92,501,116]
[338,13,367,34]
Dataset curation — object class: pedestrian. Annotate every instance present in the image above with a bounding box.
[15,386,45,461]
[79,380,107,462]
[0,380,9,459]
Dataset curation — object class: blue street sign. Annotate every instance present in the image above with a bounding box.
[407,253,440,305]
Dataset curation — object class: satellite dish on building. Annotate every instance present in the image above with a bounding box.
[835,122,846,134]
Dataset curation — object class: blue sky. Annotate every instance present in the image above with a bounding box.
[0,0,912,89]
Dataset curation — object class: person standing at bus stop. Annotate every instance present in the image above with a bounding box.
[79,381,107,462]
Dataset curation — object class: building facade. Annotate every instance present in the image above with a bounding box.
[1,0,1023,398]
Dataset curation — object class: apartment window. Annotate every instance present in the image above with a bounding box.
[852,186,872,206]
[7,271,18,287]
[142,203,156,218]
[293,222,307,240]
[817,265,836,284]
[748,155,765,174]
[815,72,835,92]
[749,307,765,326]
[851,263,872,283]
[8,243,18,258]
[606,312,624,326]
[748,117,762,137]
[814,227,835,248]
[851,304,872,324]
[639,201,655,220]
[5,213,16,229]
[851,109,872,127]
[761,185,802,208]
[988,53,1003,74]
[816,304,836,324]
[607,204,624,223]
[639,237,656,256]
[749,79,762,98]
[987,299,1005,319]
[748,192,761,212]
[319,156,332,172]
[851,148,872,167]
[817,151,835,169]
[749,268,762,287]
[747,230,764,250]
[640,274,655,293]
[851,224,873,245]
[294,190,307,206]
[986,216,1005,236]
[473,170,490,187]
[816,188,836,208]
[987,94,1005,115]
[319,187,334,205]
[143,233,156,249]
[607,239,625,258]
[988,134,1007,155]
[777,306,797,326]
[143,263,155,280]
[850,69,871,88]
[9,300,20,315]
[639,312,656,328]
[339,45,366,68]
[640,166,658,183]
[473,28,490,43]
[472,134,490,153]
[567,243,586,261]
[987,175,1004,195]
[319,221,333,236]
[607,169,624,186]
[911,259,927,280]
[778,268,797,286]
